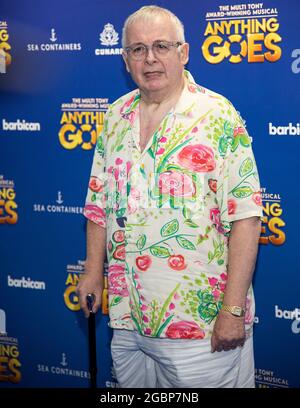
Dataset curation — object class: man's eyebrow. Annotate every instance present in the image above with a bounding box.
[128,39,169,46]
[126,42,145,47]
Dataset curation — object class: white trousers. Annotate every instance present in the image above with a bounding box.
[111,329,255,388]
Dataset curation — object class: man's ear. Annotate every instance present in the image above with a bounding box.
[180,42,189,65]
[122,51,130,73]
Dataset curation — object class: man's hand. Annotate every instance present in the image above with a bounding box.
[76,272,103,318]
[211,310,245,352]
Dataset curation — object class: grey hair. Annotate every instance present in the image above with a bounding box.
[122,5,185,48]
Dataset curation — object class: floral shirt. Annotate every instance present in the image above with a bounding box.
[84,70,262,340]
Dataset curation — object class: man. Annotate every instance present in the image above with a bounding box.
[77,5,262,388]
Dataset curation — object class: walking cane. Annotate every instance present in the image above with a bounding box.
[86,293,97,389]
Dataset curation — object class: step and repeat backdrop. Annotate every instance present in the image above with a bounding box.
[1,0,299,388]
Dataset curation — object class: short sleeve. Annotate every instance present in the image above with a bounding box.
[216,100,263,233]
[83,115,108,228]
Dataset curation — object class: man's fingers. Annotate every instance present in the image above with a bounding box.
[76,287,91,318]
[92,294,101,314]
[211,336,245,352]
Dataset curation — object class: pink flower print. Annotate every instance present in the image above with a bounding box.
[108,264,129,297]
[192,126,198,133]
[128,187,141,214]
[188,84,197,93]
[169,303,175,310]
[83,205,106,227]
[114,168,119,181]
[166,321,205,339]
[168,254,186,271]
[156,147,165,155]
[122,111,136,126]
[107,241,113,252]
[177,144,216,173]
[115,157,123,165]
[159,171,195,198]
[165,312,170,317]
[160,136,167,142]
[208,178,217,193]
[220,273,227,281]
[88,176,104,193]
[120,94,135,115]
[174,292,180,300]
[141,304,148,311]
[135,255,152,272]
[234,126,245,137]
[212,289,220,300]
[208,277,218,287]
[219,283,226,292]
[228,199,237,215]
[210,207,225,234]
[143,315,149,323]
[126,161,132,175]
[252,191,262,206]
[130,187,141,200]
[144,328,152,335]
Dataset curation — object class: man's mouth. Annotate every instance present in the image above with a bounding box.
[144,71,163,77]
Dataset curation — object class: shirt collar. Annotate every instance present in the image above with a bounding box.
[123,70,201,117]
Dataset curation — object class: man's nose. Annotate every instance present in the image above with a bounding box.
[145,46,157,63]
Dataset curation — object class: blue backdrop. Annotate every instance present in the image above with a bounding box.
[1,0,299,388]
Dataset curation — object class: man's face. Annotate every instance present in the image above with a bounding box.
[123,16,189,96]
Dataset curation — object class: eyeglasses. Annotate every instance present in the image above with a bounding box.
[125,40,182,61]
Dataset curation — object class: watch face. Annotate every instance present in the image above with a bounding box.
[222,305,245,317]
[232,306,244,316]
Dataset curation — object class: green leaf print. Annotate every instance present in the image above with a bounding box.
[231,136,240,152]
[184,219,199,228]
[116,208,126,217]
[182,206,192,219]
[239,133,251,147]
[198,302,219,324]
[232,185,253,198]
[223,120,233,137]
[197,289,214,303]
[218,136,228,157]
[176,236,196,250]
[150,246,171,258]
[96,136,104,156]
[110,296,122,307]
[148,148,155,159]
[116,144,124,152]
[153,283,180,336]
[156,314,174,337]
[239,157,253,177]
[161,219,179,237]
[136,234,146,250]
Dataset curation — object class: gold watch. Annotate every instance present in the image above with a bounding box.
[221,305,245,317]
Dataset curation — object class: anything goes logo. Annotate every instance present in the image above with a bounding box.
[259,188,285,246]
[64,260,108,314]
[0,176,18,224]
[58,98,108,150]
[0,310,21,383]
[0,22,12,72]
[202,4,282,64]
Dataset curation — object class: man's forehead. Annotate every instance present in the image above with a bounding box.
[126,16,177,41]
